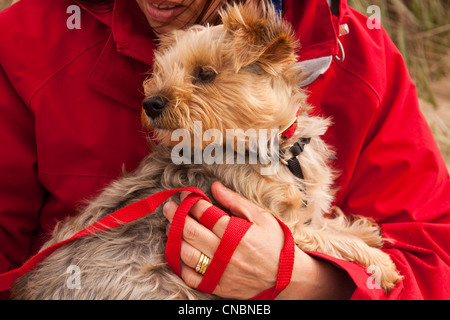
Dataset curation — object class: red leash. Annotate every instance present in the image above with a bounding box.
[0,187,295,299]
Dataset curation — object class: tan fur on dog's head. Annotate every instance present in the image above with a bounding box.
[142,1,306,147]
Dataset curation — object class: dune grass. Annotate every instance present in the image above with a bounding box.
[349,0,450,106]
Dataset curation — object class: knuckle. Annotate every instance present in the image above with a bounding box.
[183,272,200,288]
[183,246,198,266]
[184,222,200,241]
[190,200,211,220]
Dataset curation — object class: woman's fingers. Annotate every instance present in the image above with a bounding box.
[179,239,202,269]
[211,181,269,223]
[163,201,220,257]
[180,260,203,289]
[162,188,287,299]
[179,191,230,238]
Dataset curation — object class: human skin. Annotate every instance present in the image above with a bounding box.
[135,0,223,34]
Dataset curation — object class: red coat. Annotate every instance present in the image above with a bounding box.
[0,0,449,299]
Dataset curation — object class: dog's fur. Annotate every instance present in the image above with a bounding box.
[11,1,401,299]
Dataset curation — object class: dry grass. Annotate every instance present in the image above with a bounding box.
[420,80,450,170]
[349,0,450,170]
[349,0,450,105]
[0,0,14,11]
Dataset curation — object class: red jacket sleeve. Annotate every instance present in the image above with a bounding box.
[303,6,450,299]
[339,61,450,299]
[309,72,450,298]
[0,64,45,275]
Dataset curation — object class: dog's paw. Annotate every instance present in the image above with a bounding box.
[366,249,403,294]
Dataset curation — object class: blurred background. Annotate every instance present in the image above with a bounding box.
[1,0,449,169]
[349,0,450,170]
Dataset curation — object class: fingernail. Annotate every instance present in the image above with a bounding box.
[216,181,227,192]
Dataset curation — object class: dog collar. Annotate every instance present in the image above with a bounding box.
[278,106,311,181]
[281,138,311,181]
[279,117,298,142]
[279,106,302,142]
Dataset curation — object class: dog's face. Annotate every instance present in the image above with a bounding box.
[142,1,306,147]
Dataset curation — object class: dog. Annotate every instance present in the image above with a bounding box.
[11,1,401,299]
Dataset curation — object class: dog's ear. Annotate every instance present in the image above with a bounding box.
[220,1,299,73]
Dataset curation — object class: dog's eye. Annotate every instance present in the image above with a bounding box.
[193,67,217,83]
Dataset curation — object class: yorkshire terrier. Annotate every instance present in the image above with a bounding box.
[11,1,401,299]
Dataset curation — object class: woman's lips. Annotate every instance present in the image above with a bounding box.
[145,1,186,23]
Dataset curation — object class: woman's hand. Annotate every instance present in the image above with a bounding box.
[163,181,356,300]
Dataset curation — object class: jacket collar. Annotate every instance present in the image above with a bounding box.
[111,0,157,66]
[283,0,340,61]
[76,0,157,66]
[76,0,345,108]
[73,0,157,111]
[77,0,343,67]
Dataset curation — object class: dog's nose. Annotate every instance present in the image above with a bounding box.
[143,96,168,118]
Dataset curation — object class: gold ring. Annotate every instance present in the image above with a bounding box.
[195,253,211,276]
